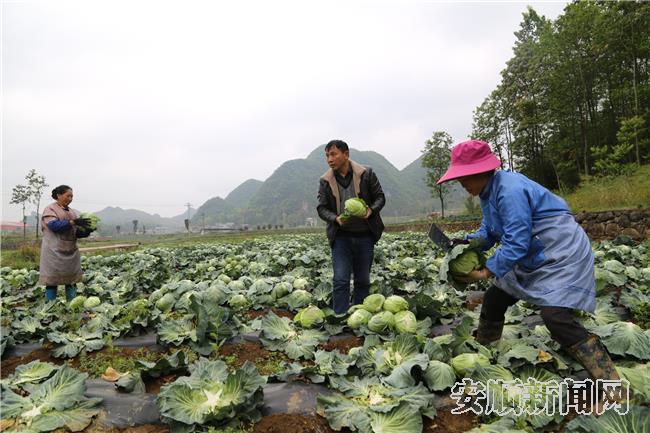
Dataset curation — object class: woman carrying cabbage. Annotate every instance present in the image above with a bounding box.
[436,140,619,384]
[38,185,93,301]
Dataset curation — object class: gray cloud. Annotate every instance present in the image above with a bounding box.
[2,0,568,220]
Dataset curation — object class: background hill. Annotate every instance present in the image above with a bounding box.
[93,207,191,233]
[192,146,467,227]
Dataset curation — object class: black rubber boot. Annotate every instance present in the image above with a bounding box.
[475,317,504,345]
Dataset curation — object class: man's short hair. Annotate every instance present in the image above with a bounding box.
[325,140,349,152]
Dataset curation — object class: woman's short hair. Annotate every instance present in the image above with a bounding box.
[51,185,72,200]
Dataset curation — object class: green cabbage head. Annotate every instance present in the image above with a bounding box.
[368,311,395,333]
[449,250,482,276]
[383,295,409,313]
[347,309,373,329]
[362,294,385,313]
[155,293,175,312]
[340,198,368,221]
[294,305,325,328]
[83,296,101,309]
[79,212,101,231]
[69,295,87,310]
[228,294,249,310]
[393,310,417,334]
[451,353,490,376]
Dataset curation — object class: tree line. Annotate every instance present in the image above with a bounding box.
[471,2,649,190]
[422,2,650,217]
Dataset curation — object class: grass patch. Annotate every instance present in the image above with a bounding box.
[562,164,650,212]
[71,347,162,378]
[0,245,40,270]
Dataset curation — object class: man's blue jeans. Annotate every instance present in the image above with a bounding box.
[331,234,374,314]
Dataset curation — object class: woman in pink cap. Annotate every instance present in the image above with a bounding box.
[437,140,620,385]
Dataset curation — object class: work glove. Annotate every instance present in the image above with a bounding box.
[76,227,91,238]
[450,238,470,248]
[73,218,92,228]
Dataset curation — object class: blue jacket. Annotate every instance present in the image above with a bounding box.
[467,170,596,312]
[468,171,570,278]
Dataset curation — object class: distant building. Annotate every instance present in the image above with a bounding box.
[1,221,27,233]
[305,217,316,227]
[201,223,238,234]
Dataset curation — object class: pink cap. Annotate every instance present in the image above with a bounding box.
[437,140,501,184]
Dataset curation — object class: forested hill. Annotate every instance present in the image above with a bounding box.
[192,147,467,227]
[471,2,650,190]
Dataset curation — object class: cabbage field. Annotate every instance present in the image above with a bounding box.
[1,232,649,433]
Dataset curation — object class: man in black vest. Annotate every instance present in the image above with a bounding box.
[317,140,386,314]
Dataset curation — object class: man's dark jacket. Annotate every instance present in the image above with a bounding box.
[317,160,386,245]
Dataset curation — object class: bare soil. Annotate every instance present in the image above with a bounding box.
[217,341,279,369]
[1,348,65,378]
[245,308,295,320]
[424,409,479,433]
[318,336,363,354]
[85,423,169,433]
[252,414,342,433]
[145,374,179,394]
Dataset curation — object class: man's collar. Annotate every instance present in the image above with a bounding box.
[335,162,351,178]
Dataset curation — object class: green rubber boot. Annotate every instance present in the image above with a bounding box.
[566,335,620,382]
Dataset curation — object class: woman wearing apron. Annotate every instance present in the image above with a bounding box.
[436,140,619,383]
[38,185,91,301]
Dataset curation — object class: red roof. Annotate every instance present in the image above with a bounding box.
[1,222,27,231]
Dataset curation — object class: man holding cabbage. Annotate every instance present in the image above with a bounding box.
[317,140,386,315]
[436,139,620,386]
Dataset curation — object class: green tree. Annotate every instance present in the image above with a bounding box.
[10,184,30,240]
[617,115,648,167]
[463,195,481,217]
[421,131,453,218]
[471,2,650,191]
[25,169,48,239]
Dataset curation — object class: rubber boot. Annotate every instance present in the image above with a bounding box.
[65,285,77,301]
[475,317,504,345]
[566,335,620,381]
[566,334,628,405]
[45,286,58,301]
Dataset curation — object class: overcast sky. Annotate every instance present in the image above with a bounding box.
[1,0,568,221]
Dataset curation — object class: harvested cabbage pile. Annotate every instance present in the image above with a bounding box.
[346,294,418,334]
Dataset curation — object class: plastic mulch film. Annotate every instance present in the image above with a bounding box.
[85,379,162,427]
